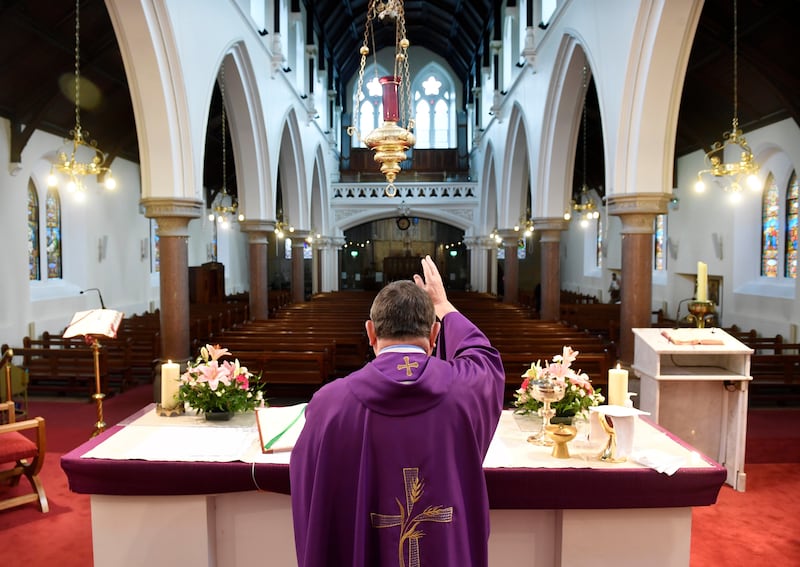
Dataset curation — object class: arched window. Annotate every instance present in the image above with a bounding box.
[27,180,40,281]
[761,173,779,277]
[412,66,455,149]
[352,71,386,148]
[45,187,62,279]
[786,171,798,279]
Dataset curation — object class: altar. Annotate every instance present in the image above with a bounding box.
[61,406,726,567]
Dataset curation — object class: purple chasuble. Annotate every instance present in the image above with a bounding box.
[290,311,505,567]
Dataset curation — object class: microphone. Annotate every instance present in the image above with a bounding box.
[81,288,106,309]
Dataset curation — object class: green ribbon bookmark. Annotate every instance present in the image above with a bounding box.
[263,404,307,451]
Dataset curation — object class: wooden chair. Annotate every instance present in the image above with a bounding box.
[0,400,48,513]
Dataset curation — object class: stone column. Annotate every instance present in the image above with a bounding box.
[464,236,491,293]
[608,194,670,363]
[291,231,310,303]
[498,229,520,304]
[239,220,274,321]
[141,198,203,363]
[533,218,569,322]
[313,236,343,293]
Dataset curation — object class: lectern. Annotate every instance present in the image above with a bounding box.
[632,327,752,491]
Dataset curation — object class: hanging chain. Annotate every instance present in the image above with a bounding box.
[395,1,412,130]
[220,67,227,195]
[348,2,376,144]
[732,0,739,130]
[581,64,588,191]
[73,0,82,139]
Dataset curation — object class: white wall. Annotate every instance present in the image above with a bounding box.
[564,118,800,339]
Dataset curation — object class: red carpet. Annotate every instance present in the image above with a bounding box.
[1,386,798,566]
[691,463,800,564]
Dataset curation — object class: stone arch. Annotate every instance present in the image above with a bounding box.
[221,45,272,221]
[499,102,531,228]
[277,109,308,229]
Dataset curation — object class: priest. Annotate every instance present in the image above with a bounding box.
[290,255,505,567]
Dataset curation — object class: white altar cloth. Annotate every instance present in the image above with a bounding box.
[80,405,711,474]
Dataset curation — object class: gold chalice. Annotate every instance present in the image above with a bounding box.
[545,423,578,458]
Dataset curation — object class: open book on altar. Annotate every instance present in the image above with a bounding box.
[660,328,725,346]
[63,309,124,339]
[255,403,307,453]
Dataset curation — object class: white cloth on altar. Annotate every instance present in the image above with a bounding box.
[482,411,711,472]
[80,406,712,472]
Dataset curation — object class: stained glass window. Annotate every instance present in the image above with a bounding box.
[27,180,40,280]
[151,220,160,273]
[654,215,666,271]
[786,172,798,279]
[761,173,779,277]
[45,188,62,279]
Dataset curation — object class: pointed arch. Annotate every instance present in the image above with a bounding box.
[222,45,273,221]
[536,36,587,218]
[499,103,531,228]
[277,109,308,229]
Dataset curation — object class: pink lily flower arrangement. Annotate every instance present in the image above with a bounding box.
[178,344,265,415]
[514,346,604,418]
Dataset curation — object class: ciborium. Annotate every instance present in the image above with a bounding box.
[527,377,566,446]
[686,300,715,328]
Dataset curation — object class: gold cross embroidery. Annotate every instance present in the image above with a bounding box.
[396,356,419,377]
[371,468,453,567]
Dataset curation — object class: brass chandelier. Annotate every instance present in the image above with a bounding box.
[694,0,759,200]
[208,68,243,228]
[347,0,416,197]
[47,0,116,198]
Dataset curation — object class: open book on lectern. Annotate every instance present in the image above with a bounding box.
[255,403,308,453]
[63,309,124,339]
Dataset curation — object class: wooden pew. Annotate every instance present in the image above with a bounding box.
[32,332,134,393]
[1,344,110,399]
[500,350,611,405]
[559,303,621,341]
[196,336,336,382]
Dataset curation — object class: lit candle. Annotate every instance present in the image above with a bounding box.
[160,360,181,410]
[608,364,629,406]
[696,261,708,302]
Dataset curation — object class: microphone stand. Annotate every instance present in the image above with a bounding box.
[81,288,106,309]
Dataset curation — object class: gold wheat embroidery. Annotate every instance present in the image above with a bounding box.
[371,468,453,567]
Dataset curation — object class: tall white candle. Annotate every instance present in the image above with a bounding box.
[608,364,629,406]
[696,261,708,302]
[161,360,181,410]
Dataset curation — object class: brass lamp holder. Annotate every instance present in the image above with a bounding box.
[686,300,716,328]
[89,338,106,437]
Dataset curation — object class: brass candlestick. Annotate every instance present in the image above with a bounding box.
[687,300,715,328]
